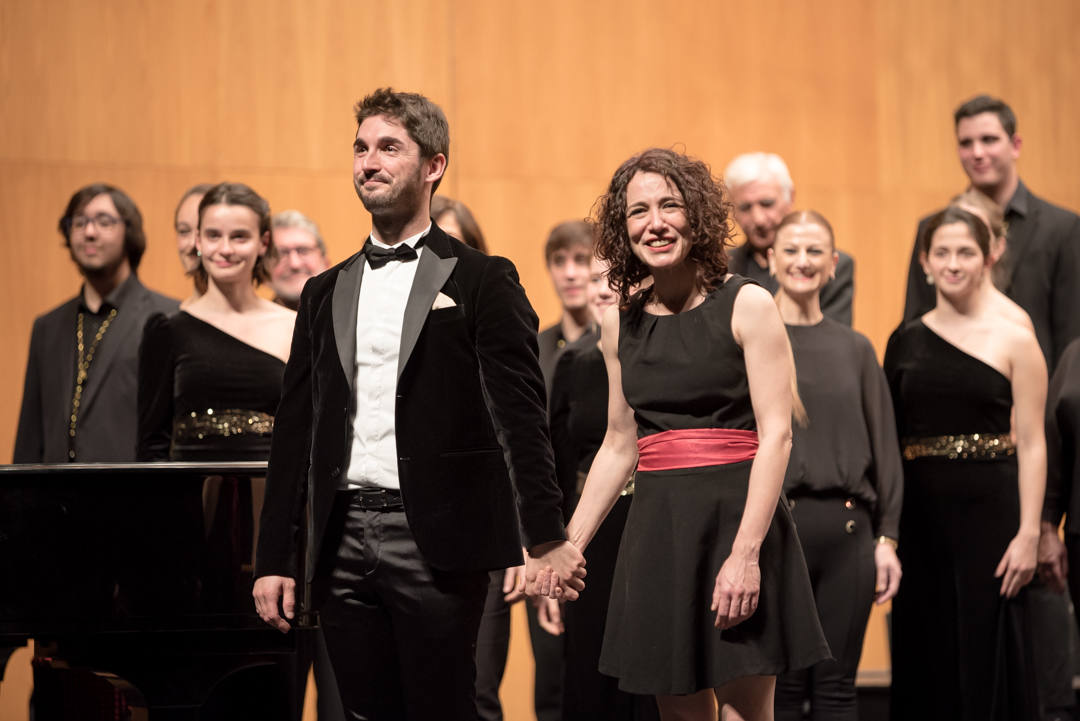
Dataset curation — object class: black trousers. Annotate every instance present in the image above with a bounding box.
[313,492,489,721]
[774,494,875,721]
[475,569,511,721]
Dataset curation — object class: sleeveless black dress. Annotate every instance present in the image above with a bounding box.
[598,276,830,695]
[884,319,1038,721]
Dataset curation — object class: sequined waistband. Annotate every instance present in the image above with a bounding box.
[173,409,274,443]
[901,432,1015,461]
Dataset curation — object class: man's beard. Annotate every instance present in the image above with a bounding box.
[71,246,126,281]
[354,167,425,216]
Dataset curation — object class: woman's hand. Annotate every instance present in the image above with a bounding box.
[712,553,761,630]
[995,530,1039,598]
[873,543,902,604]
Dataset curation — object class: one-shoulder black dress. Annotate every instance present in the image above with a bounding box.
[137,311,285,461]
[884,319,1038,721]
[598,276,830,695]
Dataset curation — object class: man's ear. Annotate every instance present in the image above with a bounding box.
[425,153,448,186]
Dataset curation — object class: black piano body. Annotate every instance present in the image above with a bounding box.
[0,462,312,721]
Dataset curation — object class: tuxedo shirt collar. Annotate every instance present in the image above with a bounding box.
[368,223,431,252]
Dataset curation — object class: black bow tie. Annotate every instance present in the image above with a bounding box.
[363,238,423,269]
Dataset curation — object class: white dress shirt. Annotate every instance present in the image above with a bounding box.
[343,226,429,490]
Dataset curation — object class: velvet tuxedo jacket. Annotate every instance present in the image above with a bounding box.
[903,181,1080,369]
[255,225,566,583]
[14,276,178,463]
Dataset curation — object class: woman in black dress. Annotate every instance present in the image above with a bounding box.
[558,148,828,721]
[767,210,903,720]
[138,182,295,461]
[884,206,1046,721]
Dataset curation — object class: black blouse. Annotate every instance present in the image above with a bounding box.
[785,318,904,539]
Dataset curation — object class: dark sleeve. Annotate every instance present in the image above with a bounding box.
[549,347,580,522]
[903,220,935,322]
[136,313,175,461]
[475,256,566,550]
[13,319,46,463]
[1050,214,1080,368]
[858,334,903,539]
[820,251,854,326]
[1044,340,1079,526]
[255,285,315,580]
[882,325,907,438]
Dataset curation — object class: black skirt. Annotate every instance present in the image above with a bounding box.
[599,460,831,694]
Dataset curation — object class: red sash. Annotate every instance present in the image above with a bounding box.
[636,428,758,472]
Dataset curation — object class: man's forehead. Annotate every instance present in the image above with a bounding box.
[81,193,118,214]
[732,177,784,202]
[275,226,318,245]
[957,112,1008,137]
[356,114,407,136]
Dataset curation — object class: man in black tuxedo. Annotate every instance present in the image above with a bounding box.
[253,88,585,721]
[902,94,1080,368]
[14,184,178,463]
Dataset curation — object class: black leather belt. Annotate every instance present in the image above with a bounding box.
[346,487,404,512]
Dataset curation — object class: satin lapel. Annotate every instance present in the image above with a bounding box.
[332,253,365,391]
[399,249,457,380]
[81,288,146,415]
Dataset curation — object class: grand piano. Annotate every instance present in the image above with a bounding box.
[0,462,313,720]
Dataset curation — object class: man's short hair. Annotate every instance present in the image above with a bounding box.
[58,183,147,271]
[354,88,449,193]
[722,153,794,203]
[272,209,327,256]
[954,94,1017,137]
[544,220,594,264]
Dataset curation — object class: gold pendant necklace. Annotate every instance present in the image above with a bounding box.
[68,308,118,460]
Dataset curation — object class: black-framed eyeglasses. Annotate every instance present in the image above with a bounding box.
[71,214,122,231]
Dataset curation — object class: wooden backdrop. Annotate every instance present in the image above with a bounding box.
[2,0,1079,718]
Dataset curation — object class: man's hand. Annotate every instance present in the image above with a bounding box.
[253,575,296,633]
[534,596,564,636]
[525,540,586,600]
[502,564,527,604]
[1038,521,1069,593]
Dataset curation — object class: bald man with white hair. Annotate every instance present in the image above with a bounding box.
[724,152,855,325]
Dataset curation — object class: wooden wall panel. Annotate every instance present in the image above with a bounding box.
[2,1,1079,719]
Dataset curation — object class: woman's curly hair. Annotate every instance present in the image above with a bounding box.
[593,148,735,303]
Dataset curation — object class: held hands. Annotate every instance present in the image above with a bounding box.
[525,540,586,601]
[253,575,296,633]
[1037,521,1069,593]
[712,553,760,630]
[995,530,1039,598]
[873,543,902,604]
